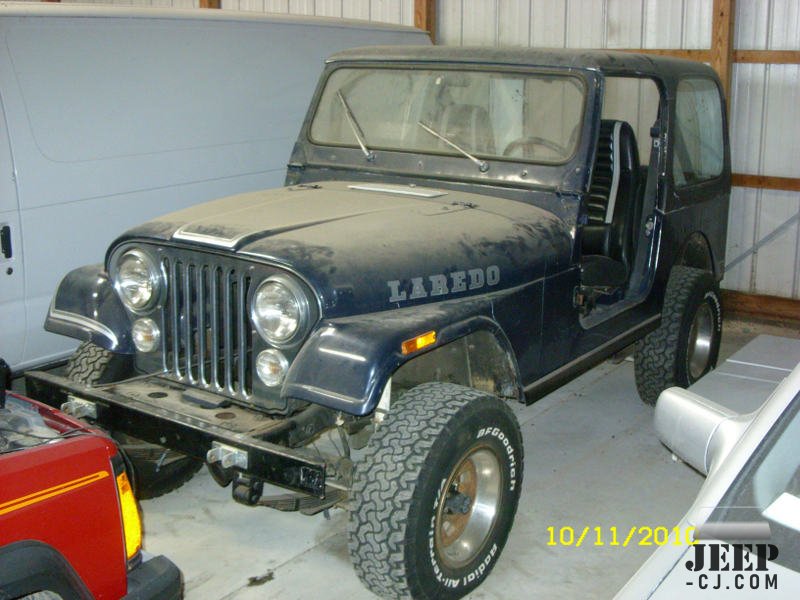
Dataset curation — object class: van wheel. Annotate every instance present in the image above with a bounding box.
[66,342,202,499]
[349,383,523,599]
[634,267,722,405]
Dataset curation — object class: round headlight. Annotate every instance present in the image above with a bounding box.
[255,349,289,387]
[250,277,308,345]
[115,249,161,312]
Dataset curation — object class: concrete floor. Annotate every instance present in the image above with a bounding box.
[137,318,800,599]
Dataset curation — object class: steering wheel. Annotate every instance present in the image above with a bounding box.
[502,136,568,158]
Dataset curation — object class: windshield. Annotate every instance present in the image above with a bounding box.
[310,67,586,165]
[708,391,800,571]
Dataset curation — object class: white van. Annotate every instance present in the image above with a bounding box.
[0,4,429,372]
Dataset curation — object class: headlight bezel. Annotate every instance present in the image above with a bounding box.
[112,248,164,314]
[250,274,310,348]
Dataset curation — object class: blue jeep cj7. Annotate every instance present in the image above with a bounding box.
[27,47,730,599]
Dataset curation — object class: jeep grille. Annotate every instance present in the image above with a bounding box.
[160,255,253,400]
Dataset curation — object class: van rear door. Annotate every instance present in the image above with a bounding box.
[0,93,24,368]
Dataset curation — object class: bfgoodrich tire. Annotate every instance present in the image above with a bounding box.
[634,266,722,405]
[349,382,523,599]
[66,342,202,499]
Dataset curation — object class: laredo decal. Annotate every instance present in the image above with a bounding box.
[387,266,500,303]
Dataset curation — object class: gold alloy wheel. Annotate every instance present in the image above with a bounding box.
[434,445,502,569]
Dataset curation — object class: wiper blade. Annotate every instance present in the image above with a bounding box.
[417,121,489,173]
[337,91,374,162]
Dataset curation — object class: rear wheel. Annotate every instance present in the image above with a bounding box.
[66,342,202,499]
[634,266,722,405]
[349,382,523,599]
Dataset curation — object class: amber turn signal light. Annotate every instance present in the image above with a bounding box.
[116,471,143,561]
[401,330,436,355]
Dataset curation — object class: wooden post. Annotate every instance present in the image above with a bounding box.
[199,0,221,8]
[414,0,436,44]
[711,0,735,103]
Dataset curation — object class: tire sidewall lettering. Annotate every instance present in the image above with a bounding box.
[476,425,518,492]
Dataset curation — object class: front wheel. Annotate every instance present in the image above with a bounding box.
[349,383,523,599]
[634,266,722,405]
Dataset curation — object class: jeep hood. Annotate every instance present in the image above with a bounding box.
[119,181,572,317]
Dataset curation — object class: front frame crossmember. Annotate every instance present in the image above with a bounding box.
[25,370,328,498]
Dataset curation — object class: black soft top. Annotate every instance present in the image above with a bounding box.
[327,45,718,80]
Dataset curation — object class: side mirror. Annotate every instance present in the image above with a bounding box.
[654,387,754,476]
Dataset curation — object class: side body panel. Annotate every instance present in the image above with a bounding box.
[660,72,731,283]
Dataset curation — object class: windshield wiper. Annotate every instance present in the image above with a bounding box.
[417,121,489,173]
[337,91,374,162]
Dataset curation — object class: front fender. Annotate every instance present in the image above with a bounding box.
[44,264,134,354]
[283,299,518,416]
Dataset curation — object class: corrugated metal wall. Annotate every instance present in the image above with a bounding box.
[59,0,200,7]
[728,0,800,298]
[39,0,800,298]
[439,0,712,48]
[219,0,415,24]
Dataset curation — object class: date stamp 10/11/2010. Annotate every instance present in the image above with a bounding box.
[546,525,697,548]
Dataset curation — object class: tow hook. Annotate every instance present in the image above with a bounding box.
[207,441,249,470]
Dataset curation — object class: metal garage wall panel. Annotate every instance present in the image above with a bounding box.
[288,0,314,14]
[725,1,800,299]
[314,0,343,17]
[461,0,498,45]
[265,0,290,11]
[497,0,530,47]
[723,187,759,293]
[237,0,265,11]
[735,0,770,48]
[221,0,412,23]
[358,0,413,25]
[762,65,800,178]
[724,188,800,300]
[752,190,800,298]
[441,0,716,50]
[770,0,800,49]
[565,0,604,48]
[681,0,711,48]
[606,0,644,48]
[438,0,463,44]
[530,0,567,47]
[643,0,686,48]
[435,0,712,51]
[730,64,767,175]
[59,0,197,5]
[343,0,372,20]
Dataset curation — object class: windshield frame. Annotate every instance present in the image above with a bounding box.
[296,61,597,192]
[308,64,588,167]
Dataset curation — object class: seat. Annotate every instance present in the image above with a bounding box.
[439,104,496,155]
[580,119,641,288]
